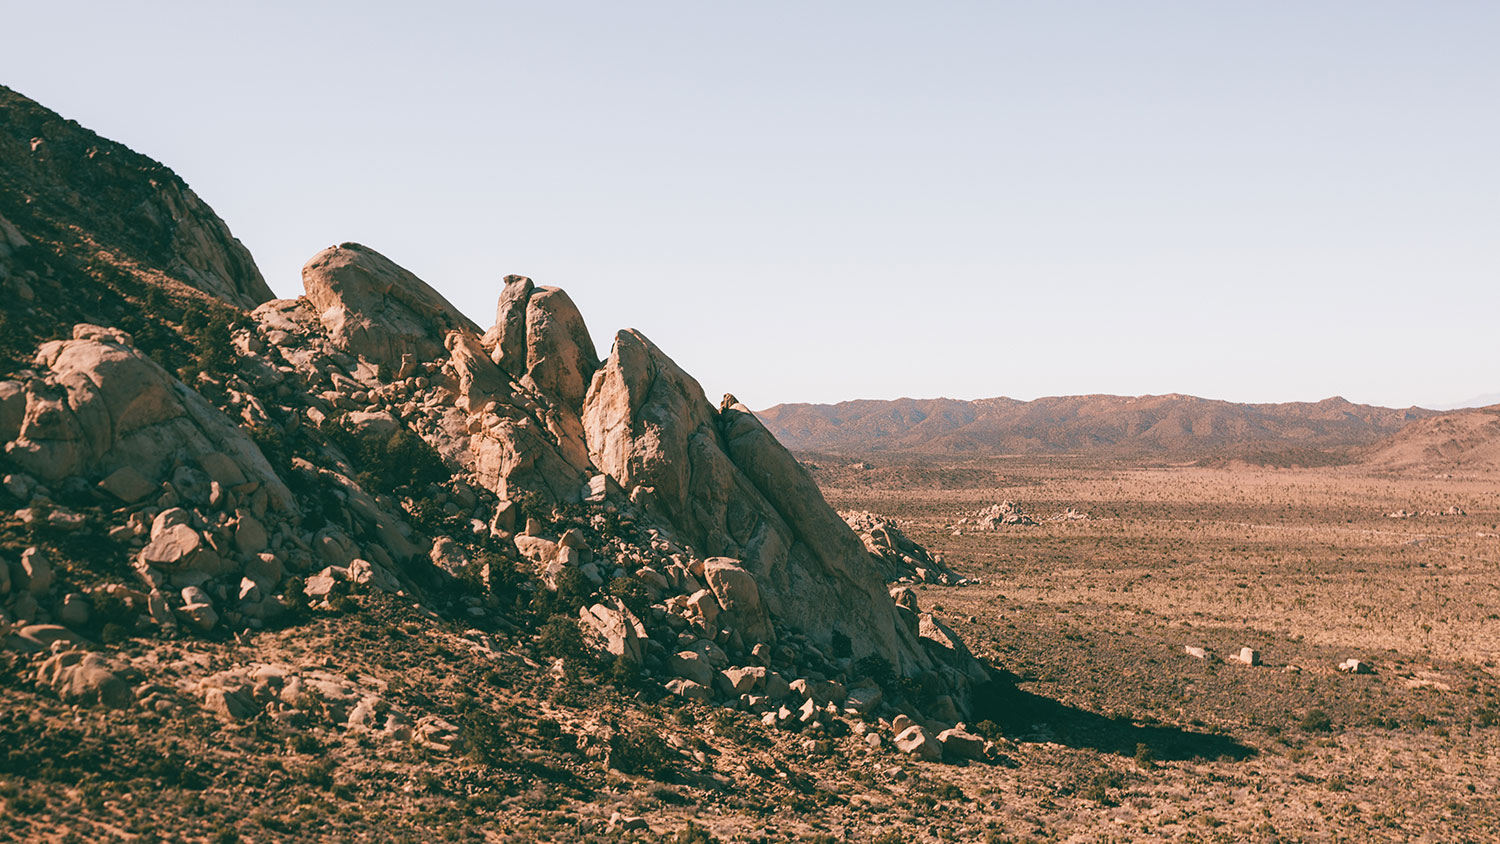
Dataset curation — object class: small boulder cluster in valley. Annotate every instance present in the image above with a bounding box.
[952,500,1093,535]
[1183,644,1376,676]
[1385,506,1466,519]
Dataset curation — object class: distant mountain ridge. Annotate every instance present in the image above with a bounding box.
[756,394,1436,458]
[1359,405,1500,473]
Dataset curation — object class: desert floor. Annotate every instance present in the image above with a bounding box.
[813,455,1500,842]
[5,458,1499,843]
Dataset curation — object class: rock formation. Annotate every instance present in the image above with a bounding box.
[841,510,969,585]
[0,87,993,780]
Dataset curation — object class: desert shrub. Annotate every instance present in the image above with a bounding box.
[604,577,650,617]
[303,758,336,788]
[535,614,587,662]
[1133,742,1156,770]
[1300,709,1333,733]
[176,301,237,383]
[605,654,642,688]
[319,418,448,494]
[1081,770,1122,804]
[974,719,1003,741]
[463,709,511,766]
[854,654,895,688]
[607,728,677,779]
[670,821,717,844]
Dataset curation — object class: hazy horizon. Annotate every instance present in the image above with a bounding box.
[4,2,1496,410]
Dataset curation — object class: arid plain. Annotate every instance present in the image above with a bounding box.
[812,454,1500,842]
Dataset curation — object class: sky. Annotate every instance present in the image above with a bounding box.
[4,2,1497,410]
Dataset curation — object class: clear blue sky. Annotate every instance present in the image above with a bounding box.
[5,2,1497,409]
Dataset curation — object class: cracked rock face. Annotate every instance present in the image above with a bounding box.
[581,328,932,674]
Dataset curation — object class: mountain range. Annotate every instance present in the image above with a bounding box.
[757,394,1436,460]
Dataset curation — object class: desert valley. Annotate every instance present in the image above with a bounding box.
[1,56,1498,844]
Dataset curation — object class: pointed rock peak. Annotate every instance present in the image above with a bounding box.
[489,275,537,375]
[485,278,599,412]
[720,393,741,414]
[301,243,478,369]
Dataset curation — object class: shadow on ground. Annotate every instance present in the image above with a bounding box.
[973,672,1254,762]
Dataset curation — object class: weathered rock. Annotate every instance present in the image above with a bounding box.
[668,650,715,687]
[1184,645,1208,659]
[579,600,647,664]
[582,336,932,679]
[665,678,711,701]
[345,410,400,437]
[7,624,88,652]
[1338,658,1373,674]
[0,87,273,309]
[429,536,470,578]
[56,592,90,627]
[715,665,766,697]
[178,586,218,630]
[1235,647,1261,666]
[98,465,156,503]
[204,685,257,720]
[844,684,884,715]
[703,557,772,644]
[302,243,479,368]
[19,546,52,594]
[3,333,294,509]
[789,678,847,706]
[894,725,942,761]
[234,511,269,555]
[36,650,132,708]
[141,524,220,574]
[937,726,985,760]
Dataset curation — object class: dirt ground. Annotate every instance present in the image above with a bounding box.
[5,457,1499,843]
[814,455,1500,842]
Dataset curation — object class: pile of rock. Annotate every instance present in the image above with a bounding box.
[953,501,1038,533]
[1385,506,1466,519]
[0,236,996,758]
[841,510,970,585]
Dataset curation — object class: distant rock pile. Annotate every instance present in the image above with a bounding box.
[1385,506,1466,519]
[955,501,1038,532]
[952,501,1092,533]
[841,510,971,585]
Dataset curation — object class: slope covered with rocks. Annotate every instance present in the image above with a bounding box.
[0,87,1007,840]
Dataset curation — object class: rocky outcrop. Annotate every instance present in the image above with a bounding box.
[581,329,932,675]
[302,243,480,371]
[0,84,271,309]
[842,510,969,585]
[2,324,293,511]
[0,86,993,740]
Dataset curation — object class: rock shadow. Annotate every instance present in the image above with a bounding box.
[972,672,1254,762]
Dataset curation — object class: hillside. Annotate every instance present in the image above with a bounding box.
[0,86,1027,841]
[758,394,1433,459]
[1359,404,1500,473]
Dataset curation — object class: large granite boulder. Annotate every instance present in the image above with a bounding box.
[0,325,294,510]
[302,242,480,369]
